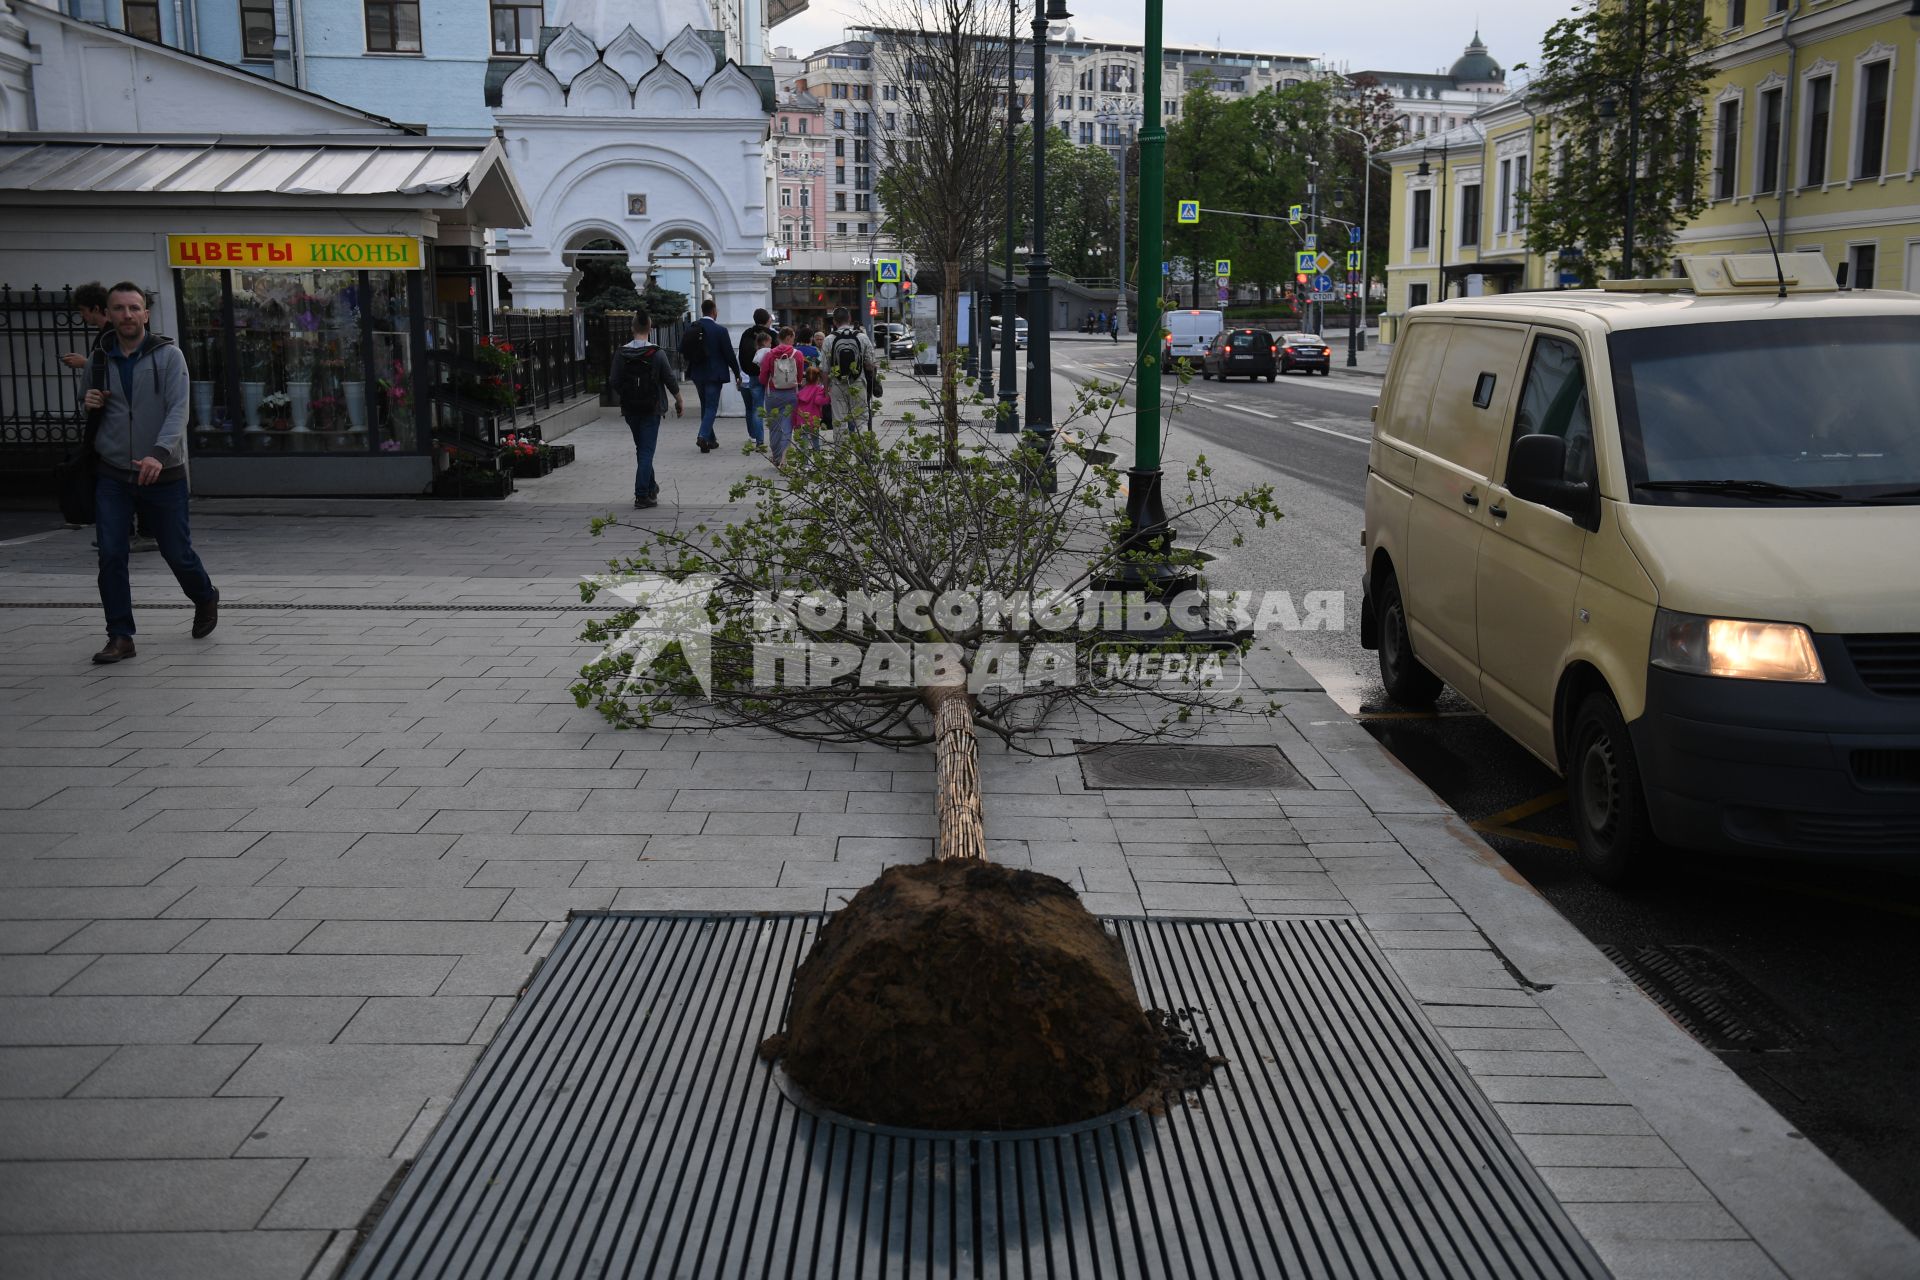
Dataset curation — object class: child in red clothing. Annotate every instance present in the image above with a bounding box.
[795,365,830,450]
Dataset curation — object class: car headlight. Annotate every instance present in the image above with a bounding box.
[1649,608,1825,683]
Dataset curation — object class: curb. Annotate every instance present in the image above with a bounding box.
[1242,642,1920,1279]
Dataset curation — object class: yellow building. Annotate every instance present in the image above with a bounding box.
[1683,0,1920,291]
[1380,0,1920,343]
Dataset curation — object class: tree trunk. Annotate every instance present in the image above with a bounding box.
[940,261,961,468]
[924,684,985,861]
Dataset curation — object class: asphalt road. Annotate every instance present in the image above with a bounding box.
[1052,342,1920,1237]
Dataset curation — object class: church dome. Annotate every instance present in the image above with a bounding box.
[1449,31,1503,87]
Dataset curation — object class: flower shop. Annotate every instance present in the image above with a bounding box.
[0,134,533,496]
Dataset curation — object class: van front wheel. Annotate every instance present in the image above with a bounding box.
[1376,574,1443,706]
[1567,692,1656,886]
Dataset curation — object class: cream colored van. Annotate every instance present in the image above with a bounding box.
[1360,255,1920,882]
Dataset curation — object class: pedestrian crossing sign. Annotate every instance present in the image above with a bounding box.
[875,259,902,283]
[1295,251,1316,273]
[1346,251,1361,270]
[1305,234,1317,250]
[1288,205,1302,224]
[1215,259,1231,278]
[1177,200,1200,224]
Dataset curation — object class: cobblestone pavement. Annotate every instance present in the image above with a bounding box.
[0,409,1913,1279]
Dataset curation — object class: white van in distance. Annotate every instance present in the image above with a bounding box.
[1159,309,1224,373]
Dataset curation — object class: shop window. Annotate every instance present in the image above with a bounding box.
[490,2,542,56]
[240,0,276,59]
[175,267,421,457]
[122,0,161,41]
[366,1,422,53]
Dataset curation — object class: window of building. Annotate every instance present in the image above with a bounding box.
[1079,122,1093,144]
[1847,243,1877,289]
[800,190,810,207]
[798,117,810,134]
[490,2,541,55]
[781,189,793,207]
[855,113,869,135]
[835,192,847,211]
[1458,183,1481,246]
[835,164,845,183]
[1408,282,1429,309]
[1057,94,1071,110]
[855,167,870,189]
[122,0,161,40]
[835,138,845,157]
[855,194,870,211]
[1497,159,1512,234]
[1803,74,1830,186]
[1100,123,1122,147]
[1165,99,1179,116]
[831,84,848,99]
[833,110,845,129]
[1714,97,1740,199]
[884,112,896,131]
[1079,95,1093,110]
[883,84,898,100]
[365,1,421,53]
[1757,85,1783,195]
[782,222,794,242]
[1855,59,1890,180]
[858,222,869,235]
[1726,0,1745,29]
[1515,156,1529,230]
[1411,189,1432,250]
[837,222,848,236]
[854,85,870,100]
[240,0,276,58]
[854,140,869,162]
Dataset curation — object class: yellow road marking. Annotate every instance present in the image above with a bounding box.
[1473,824,1579,851]
[1473,790,1568,830]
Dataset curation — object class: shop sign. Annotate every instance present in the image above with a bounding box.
[167,234,423,270]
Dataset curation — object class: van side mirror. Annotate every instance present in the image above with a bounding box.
[1508,434,1594,521]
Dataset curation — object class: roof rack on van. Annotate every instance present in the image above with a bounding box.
[1596,253,1839,296]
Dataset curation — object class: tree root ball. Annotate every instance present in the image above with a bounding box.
[760,859,1172,1131]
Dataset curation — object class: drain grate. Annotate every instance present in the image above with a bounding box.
[1602,943,1809,1053]
[1076,743,1306,790]
[343,913,1604,1279]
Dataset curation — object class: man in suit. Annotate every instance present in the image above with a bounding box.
[681,298,742,453]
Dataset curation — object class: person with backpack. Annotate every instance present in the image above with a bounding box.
[757,325,805,469]
[613,312,683,509]
[734,307,774,446]
[824,306,878,433]
[679,298,741,453]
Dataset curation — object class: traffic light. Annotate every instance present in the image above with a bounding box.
[1296,273,1309,285]
[869,299,879,316]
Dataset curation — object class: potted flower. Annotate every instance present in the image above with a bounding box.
[501,433,549,479]
[260,391,294,432]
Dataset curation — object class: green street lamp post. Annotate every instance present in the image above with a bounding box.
[1024,0,1072,488]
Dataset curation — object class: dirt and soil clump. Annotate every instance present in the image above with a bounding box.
[760,859,1220,1131]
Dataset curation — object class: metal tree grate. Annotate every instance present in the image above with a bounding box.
[1076,743,1307,790]
[343,914,1606,1279]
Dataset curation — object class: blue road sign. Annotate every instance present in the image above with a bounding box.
[1162,261,1172,274]
[1349,226,1362,245]
[1314,273,1333,292]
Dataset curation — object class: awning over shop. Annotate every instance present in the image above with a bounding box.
[0,135,529,228]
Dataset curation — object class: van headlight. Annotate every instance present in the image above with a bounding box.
[1649,608,1825,683]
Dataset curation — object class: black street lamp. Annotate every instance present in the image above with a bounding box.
[1024,0,1071,485]
[996,12,1020,431]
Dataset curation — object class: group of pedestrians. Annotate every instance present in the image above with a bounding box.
[1083,310,1121,341]
[60,280,220,665]
[611,301,879,508]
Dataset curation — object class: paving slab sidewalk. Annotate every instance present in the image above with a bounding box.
[0,408,1914,1280]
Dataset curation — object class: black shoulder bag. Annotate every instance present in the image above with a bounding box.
[55,350,107,526]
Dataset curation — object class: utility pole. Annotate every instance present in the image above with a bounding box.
[997,15,1020,430]
[1308,156,1320,335]
[1025,0,1070,490]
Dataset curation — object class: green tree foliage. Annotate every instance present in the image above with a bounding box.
[1522,0,1716,282]
[573,241,689,326]
[1005,126,1123,281]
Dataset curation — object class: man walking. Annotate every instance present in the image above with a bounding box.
[679,298,741,453]
[613,312,683,509]
[82,282,218,664]
[824,306,879,434]
[733,307,773,447]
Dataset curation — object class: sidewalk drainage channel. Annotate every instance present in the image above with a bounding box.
[342,913,1607,1280]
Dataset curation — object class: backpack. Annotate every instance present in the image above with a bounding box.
[831,328,863,382]
[616,345,662,411]
[769,349,799,391]
[678,322,706,367]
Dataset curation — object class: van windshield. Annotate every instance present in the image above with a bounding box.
[1609,316,1920,505]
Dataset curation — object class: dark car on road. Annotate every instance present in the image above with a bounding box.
[1200,328,1278,382]
[1279,332,1332,376]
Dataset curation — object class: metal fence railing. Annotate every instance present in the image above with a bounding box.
[428,309,593,459]
[1,284,91,475]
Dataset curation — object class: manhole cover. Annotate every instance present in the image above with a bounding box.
[343,913,1604,1280]
[1602,943,1810,1052]
[1076,742,1306,790]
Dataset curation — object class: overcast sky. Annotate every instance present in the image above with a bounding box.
[769,0,1553,84]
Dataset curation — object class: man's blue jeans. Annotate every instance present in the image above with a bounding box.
[95,471,215,638]
[625,410,661,500]
[735,378,765,445]
[694,379,726,445]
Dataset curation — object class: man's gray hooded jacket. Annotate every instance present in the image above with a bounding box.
[92,333,189,483]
